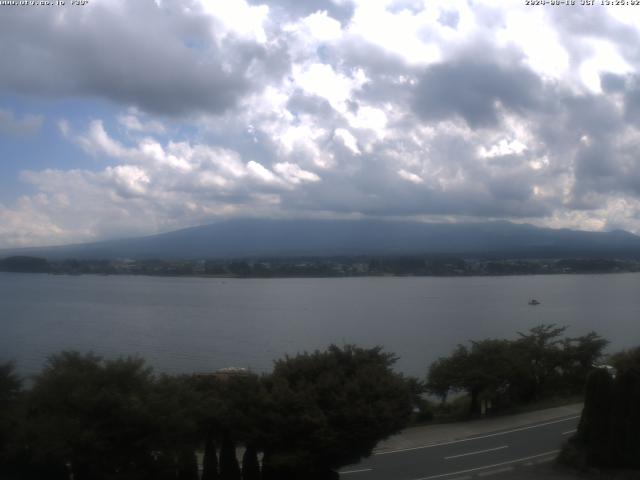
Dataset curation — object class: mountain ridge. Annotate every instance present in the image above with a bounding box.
[3,218,640,260]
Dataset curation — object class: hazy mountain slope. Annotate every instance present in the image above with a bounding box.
[4,219,640,260]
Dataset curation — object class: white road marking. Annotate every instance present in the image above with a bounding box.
[562,429,577,435]
[340,468,373,475]
[375,416,579,456]
[444,445,508,460]
[410,450,560,480]
[477,466,514,476]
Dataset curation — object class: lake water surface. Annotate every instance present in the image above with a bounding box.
[1,272,639,377]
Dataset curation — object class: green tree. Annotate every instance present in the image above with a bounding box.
[609,347,640,468]
[219,432,241,480]
[427,340,518,415]
[241,444,260,480]
[427,325,604,415]
[201,431,219,480]
[569,346,640,470]
[426,345,468,403]
[560,332,609,393]
[513,324,568,401]
[177,449,199,480]
[0,362,22,479]
[576,368,614,466]
[260,345,412,478]
[24,352,157,480]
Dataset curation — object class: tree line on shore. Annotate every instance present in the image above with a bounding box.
[0,324,631,479]
[2,255,639,277]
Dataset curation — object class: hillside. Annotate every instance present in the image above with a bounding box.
[3,219,640,260]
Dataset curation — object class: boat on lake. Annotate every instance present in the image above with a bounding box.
[528,299,541,305]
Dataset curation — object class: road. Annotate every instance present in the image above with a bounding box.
[339,413,580,480]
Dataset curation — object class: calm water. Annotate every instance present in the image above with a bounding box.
[1,272,639,378]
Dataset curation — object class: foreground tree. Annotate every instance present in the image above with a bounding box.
[427,340,521,414]
[561,332,610,393]
[241,444,260,480]
[260,345,413,478]
[0,362,22,479]
[568,346,640,470]
[427,325,608,415]
[201,432,219,480]
[219,432,241,480]
[608,347,640,469]
[511,324,569,401]
[576,368,614,466]
[23,352,158,480]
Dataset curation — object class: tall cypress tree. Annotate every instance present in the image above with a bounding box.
[609,368,640,468]
[260,451,276,480]
[577,368,613,466]
[241,444,260,480]
[219,433,241,480]
[202,432,219,480]
[177,449,199,480]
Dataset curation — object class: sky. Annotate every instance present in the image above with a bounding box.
[2,0,640,248]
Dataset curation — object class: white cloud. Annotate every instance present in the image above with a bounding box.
[118,113,166,134]
[334,128,361,154]
[479,139,527,159]
[77,120,129,158]
[398,169,424,184]
[274,162,321,184]
[4,0,640,246]
[105,165,150,196]
[199,0,270,44]
[247,160,280,184]
[293,63,367,112]
[349,0,442,65]
[300,11,342,42]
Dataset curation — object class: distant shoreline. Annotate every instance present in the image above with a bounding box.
[2,254,640,278]
[2,269,639,280]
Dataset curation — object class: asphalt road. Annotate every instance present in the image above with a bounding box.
[339,414,580,480]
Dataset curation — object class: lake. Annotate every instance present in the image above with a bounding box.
[1,272,639,378]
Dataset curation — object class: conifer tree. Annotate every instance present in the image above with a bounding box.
[577,368,613,466]
[177,449,199,480]
[202,432,219,480]
[241,444,260,480]
[219,432,241,480]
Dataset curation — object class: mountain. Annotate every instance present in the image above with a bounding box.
[4,219,640,260]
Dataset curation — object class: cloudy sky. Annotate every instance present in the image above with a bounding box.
[2,0,640,247]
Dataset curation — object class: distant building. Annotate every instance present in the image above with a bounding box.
[195,367,252,382]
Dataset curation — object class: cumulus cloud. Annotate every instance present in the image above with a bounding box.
[0,0,281,116]
[3,0,640,247]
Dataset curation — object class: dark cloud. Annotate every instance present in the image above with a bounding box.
[412,61,543,128]
[623,76,640,125]
[287,91,335,118]
[601,72,627,93]
[0,0,277,117]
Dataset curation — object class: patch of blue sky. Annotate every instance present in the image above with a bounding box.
[0,95,120,202]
